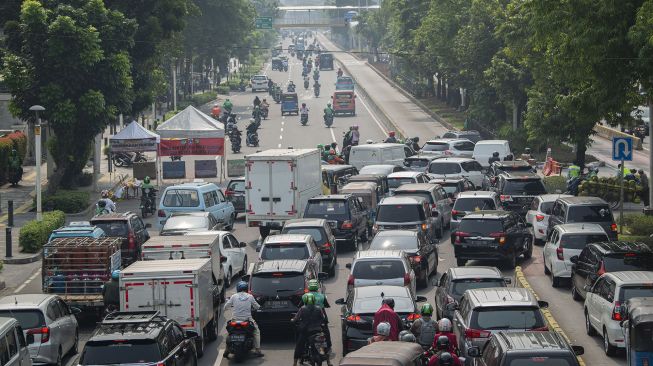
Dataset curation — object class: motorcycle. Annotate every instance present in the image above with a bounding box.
[230,129,242,153]
[7,166,23,186]
[239,82,246,92]
[299,331,330,366]
[225,320,256,362]
[301,114,309,126]
[246,130,259,147]
[112,151,146,167]
[314,85,320,97]
[283,64,289,72]
[324,114,334,128]
[304,79,310,90]
[140,188,157,218]
[313,73,320,81]
[261,106,269,119]
[273,90,281,103]
[95,200,113,216]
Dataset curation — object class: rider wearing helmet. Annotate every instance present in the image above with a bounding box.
[351,125,360,145]
[222,98,233,113]
[373,298,402,341]
[327,149,344,165]
[224,281,264,358]
[102,270,120,309]
[488,151,501,165]
[306,279,332,351]
[211,103,221,119]
[300,102,309,116]
[384,131,398,143]
[368,322,391,344]
[410,136,420,151]
[100,190,117,212]
[292,293,328,366]
[399,330,417,342]
[410,303,438,348]
[428,351,462,366]
[432,318,458,354]
[324,103,335,121]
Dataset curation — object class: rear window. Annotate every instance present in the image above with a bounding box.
[567,205,613,222]
[503,179,547,195]
[305,200,348,218]
[453,198,497,211]
[250,273,305,296]
[602,254,653,271]
[471,306,545,330]
[507,357,575,366]
[633,325,653,351]
[81,340,162,365]
[619,285,653,302]
[227,181,246,192]
[260,243,309,261]
[377,204,425,222]
[439,183,461,194]
[500,165,534,173]
[0,310,44,329]
[162,216,209,231]
[388,178,416,189]
[369,235,419,251]
[162,189,200,207]
[354,296,414,314]
[91,221,128,237]
[540,201,554,213]
[422,142,448,152]
[458,219,503,235]
[429,162,461,174]
[353,260,406,279]
[559,234,608,249]
[451,279,507,296]
[282,228,325,245]
[461,161,484,172]
[252,76,267,81]
[405,159,429,169]
[393,191,434,204]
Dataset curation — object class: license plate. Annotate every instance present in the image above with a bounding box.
[464,240,492,247]
[229,334,245,342]
[267,300,289,309]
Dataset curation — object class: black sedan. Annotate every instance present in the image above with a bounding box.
[335,285,427,355]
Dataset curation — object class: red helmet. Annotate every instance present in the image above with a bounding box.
[389,131,396,137]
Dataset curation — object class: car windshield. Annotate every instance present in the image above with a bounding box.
[377,204,425,222]
[260,243,309,260]
[633,325,653,351]
[0,310,44,329]
[451,279,507,296]
[438,183,461,194]
[282,227,325,245]
[228,181,246,192]
[354,296,414,314]
[81,340,162,365]
[305,200,348,218]
[559,234,608,249]
[458,219,503,235]
[507,357,575,366]
[393,191,434,204]
[567,205,613,222]
[454,198,497,211]
[503,179,547,195]
[429,162,461,175]
[250,273,305,296]
[162,189,200,207]
[388,178,416,189]
[422,142,448,152]
[603,255,653,271]
[91,221,128,237]
[353,260,406,279]
[471,307,545,330]
[162,216,209,231]
[369,235,419,251]
[619,285,653,302]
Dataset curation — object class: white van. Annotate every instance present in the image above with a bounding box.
[250,75,268,92]
[472,140,511,167]
[349,143,407,171]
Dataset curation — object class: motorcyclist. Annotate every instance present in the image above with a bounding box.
[432,318,458,355]
[303,75,310,89]
[300,103,310,123]
[521,147,533,160]
[313,68,320,80]
[282,59,289,70]
[252,105,262,122]
[327,149,344,165]
[267,78,274,93]
[343,127,354,147]
[140,176,156,206]
[246,118,259,135]
[410,137,420,151]
[288,81,296,92]
[384,131,398,143]
[100,190,117,212]
[7,149,23,185]
[351,125,360,145]
[567,161,581,180]
[210,103,221,119]
[223,98,233,113]
[292,293,327,366]
[323,103,335,124]
[373,298,402,341]
[313,80,321,95]
[253,96,261,108]
[428,351,462,366]
[261,98,270,118]
[488,151,501,165]
[307,280,332,351]
[410,303,438,349]
[102,270,120,310]
[368,322,391,344]
[223,281,264,358]
[337,68,343,78]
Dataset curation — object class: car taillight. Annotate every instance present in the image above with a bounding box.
[556,247,564,260]
[464,328,491,339]
[421,223,428,231]
[323,242,332,254]
[224,190,234,196]
[157,209,166,217]
[341,221,353,229]
[409,255,422,263]
[454,231,469,244]
[406,313,421,321]
[500,195,512,202]
[489,232,506,245]
[27,327,50,343]
[598,261,606,276]
[348,274,354,286]
[612,301,622,321]
[611,223,618,232]
[128,231,136,250]
[535,214,545,222]
[451,209,460,216]
[346,314,363,323]
[404,273,411,286]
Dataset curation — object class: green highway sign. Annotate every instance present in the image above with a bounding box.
[255,17,273,29]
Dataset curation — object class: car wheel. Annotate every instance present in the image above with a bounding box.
[523,238,533,259]
[196,337,205,358]
[70,330,79,355]
[241,256,248,276]
[603,328,617,356]
[456,258,466,267]
[585,310,597,336]
[436,221,444,239]
[572,283,583,301]
[505,253,517,269]
[207,314,219,341]
[360,228,368,243]
[543,254,551,275]
[328,262,336,277]
[551,271,562,288]
[225,268,232,288]
[55,347,62,366]
[226,213,236,231]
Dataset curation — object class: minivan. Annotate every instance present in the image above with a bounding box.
[348,144,407,171]
[374,196,441,243]
[473,140,511,167]
[158,181,236,230]
[548,196,618,240]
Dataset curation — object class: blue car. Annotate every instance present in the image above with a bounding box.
[48,221,106,242]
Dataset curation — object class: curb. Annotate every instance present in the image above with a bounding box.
[0,281,5,291]
[3,251,42,265]
[514,266,586,366]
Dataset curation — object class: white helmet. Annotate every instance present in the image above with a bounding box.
[376,322,391,336]
[438,318,452,332]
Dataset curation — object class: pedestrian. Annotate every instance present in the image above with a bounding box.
[639,169,649,207]
[373,298,402,341]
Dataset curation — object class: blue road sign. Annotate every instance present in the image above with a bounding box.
[612,137,633,161]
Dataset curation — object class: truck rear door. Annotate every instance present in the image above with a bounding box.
[247,160,271,216]
[271,160,296,217]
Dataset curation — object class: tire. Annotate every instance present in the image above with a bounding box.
[241,256,248,276]
[226,213,236,231]
[543,254,551,275]
[523,238,533,259]
[551,272,562,288]
[207,315,219,341]
[456,258,466,267]
[360,228,368,243]
[352,235,359,251]
[225,268,232,288]
[572,283,583,301]
[603,328,617,356]
[69,331,79,355]
[585,311,597,336]
[436,221,443,239]
[196,337,204,358]
[418,263,429,288]
[505,253,517,269]
[141,207,147,218]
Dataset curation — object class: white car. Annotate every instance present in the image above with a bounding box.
[472,139,511,167]
[526,194,573,244]
[427,158,485,188]
[387,171,430,195]
[186,231,247,287]
[420,139,475,158]
[258,234,323,274]
[250,74,268,92]
[346,250,416,295]
[543,223,609,287]
[584,271,653,355]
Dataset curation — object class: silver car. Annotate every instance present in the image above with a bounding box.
[0,294,80,365]
[346,250,417,295]
[420,138,475,158]
[0,317,32,366]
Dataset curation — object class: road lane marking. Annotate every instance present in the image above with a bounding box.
[329,126,336,143]
[280,128,283,132]
[14,269,41,294]
[214,348,224,365]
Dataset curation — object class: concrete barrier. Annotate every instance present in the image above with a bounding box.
[594,124,642,150]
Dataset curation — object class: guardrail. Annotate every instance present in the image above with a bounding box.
[594,124,643,150]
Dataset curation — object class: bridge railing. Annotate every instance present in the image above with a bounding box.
[274,18,346,26]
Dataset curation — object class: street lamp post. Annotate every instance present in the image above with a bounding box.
[29,105,45,221]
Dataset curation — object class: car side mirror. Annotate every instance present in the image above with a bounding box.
[503,277,512,285]
[467,346,481,358]
[335,298,345,305]
[26,334,34,345]
[70,307,82,315]
[318,272,329,280]
[570,255,579,264]
[185,330,200,339]
[537,300,549,308]
[240,241,247,248]
[346,263,352,269]
[415,296,427,302]
[571,345,585,356]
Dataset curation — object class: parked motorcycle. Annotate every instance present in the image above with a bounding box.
[300,114,309,126]
[112,151,146,167]
[225,320,256,362]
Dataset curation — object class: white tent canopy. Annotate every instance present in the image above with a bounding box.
[109,120,160,152]
[156,106,224,138]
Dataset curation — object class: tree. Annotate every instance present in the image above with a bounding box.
[2,0,136,191]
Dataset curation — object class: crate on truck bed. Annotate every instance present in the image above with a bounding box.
[42,237,122,307]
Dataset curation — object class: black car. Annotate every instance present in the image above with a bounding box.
[244,259,327,328]
[494,172,547,215]
[482,160,536,189]
[570,241,653,301]
[453,211,533,269]
[468,331,584,366]
[225,177,246,214]
[303,195,368,249]
[334,285,427,355]
[90,212,150,266]
[434,266,510,320]
[79,311,198,366]
[441,130,482,143]
[282,218,338,277]
[548,196,618,240]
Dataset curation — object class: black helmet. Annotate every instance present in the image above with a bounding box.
[413,137,419,143]
[493,151,499,157]
[438,352,454,366]
[436,335,450,350]
[382,298,395,309]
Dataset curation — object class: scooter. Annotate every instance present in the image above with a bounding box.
[95,200,114,216]
[304,79,310,90]
[225,320,256,362]
[324,114,334,128]
[314,84,320,97]
[300,114,309,126]
[230,129,242,153]
[140,188,157,218]
[299,331,330,366]
[246,131,259,147]
[261,106,269,119]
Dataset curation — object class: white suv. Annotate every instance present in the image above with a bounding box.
[258,234,323,274]
[420,139,475,158]
[250,75,268,92]
[543,223,608,287]
[526,194,573,244]
[345,250,416,295]
[427,158,485,188]
[584,271,653,356]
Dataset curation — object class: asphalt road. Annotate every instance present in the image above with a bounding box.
[2,33,627,366]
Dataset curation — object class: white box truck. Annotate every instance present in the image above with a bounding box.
[119,259,220,357]
[245,149,322,238]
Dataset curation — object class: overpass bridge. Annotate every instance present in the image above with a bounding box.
[274,17,347,28]
[275,5,379,28]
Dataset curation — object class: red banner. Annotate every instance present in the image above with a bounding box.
[159,138,224,156]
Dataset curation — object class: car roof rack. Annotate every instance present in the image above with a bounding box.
[102,311,161,324]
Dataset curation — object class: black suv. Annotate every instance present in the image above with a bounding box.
[570,241,653,301]
[453,211,533,269]
[90,212,150,266]
[282,218,338,277]
[225,177,246,214]
[548,196,618,240]
[303,195,368,249]
[494,172,547,215]
[79,311,198,366]
[244,259,327,328]
[483,160,535,189]
[468,331,584,366]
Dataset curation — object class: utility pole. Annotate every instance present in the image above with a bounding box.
[172,61,177,111]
